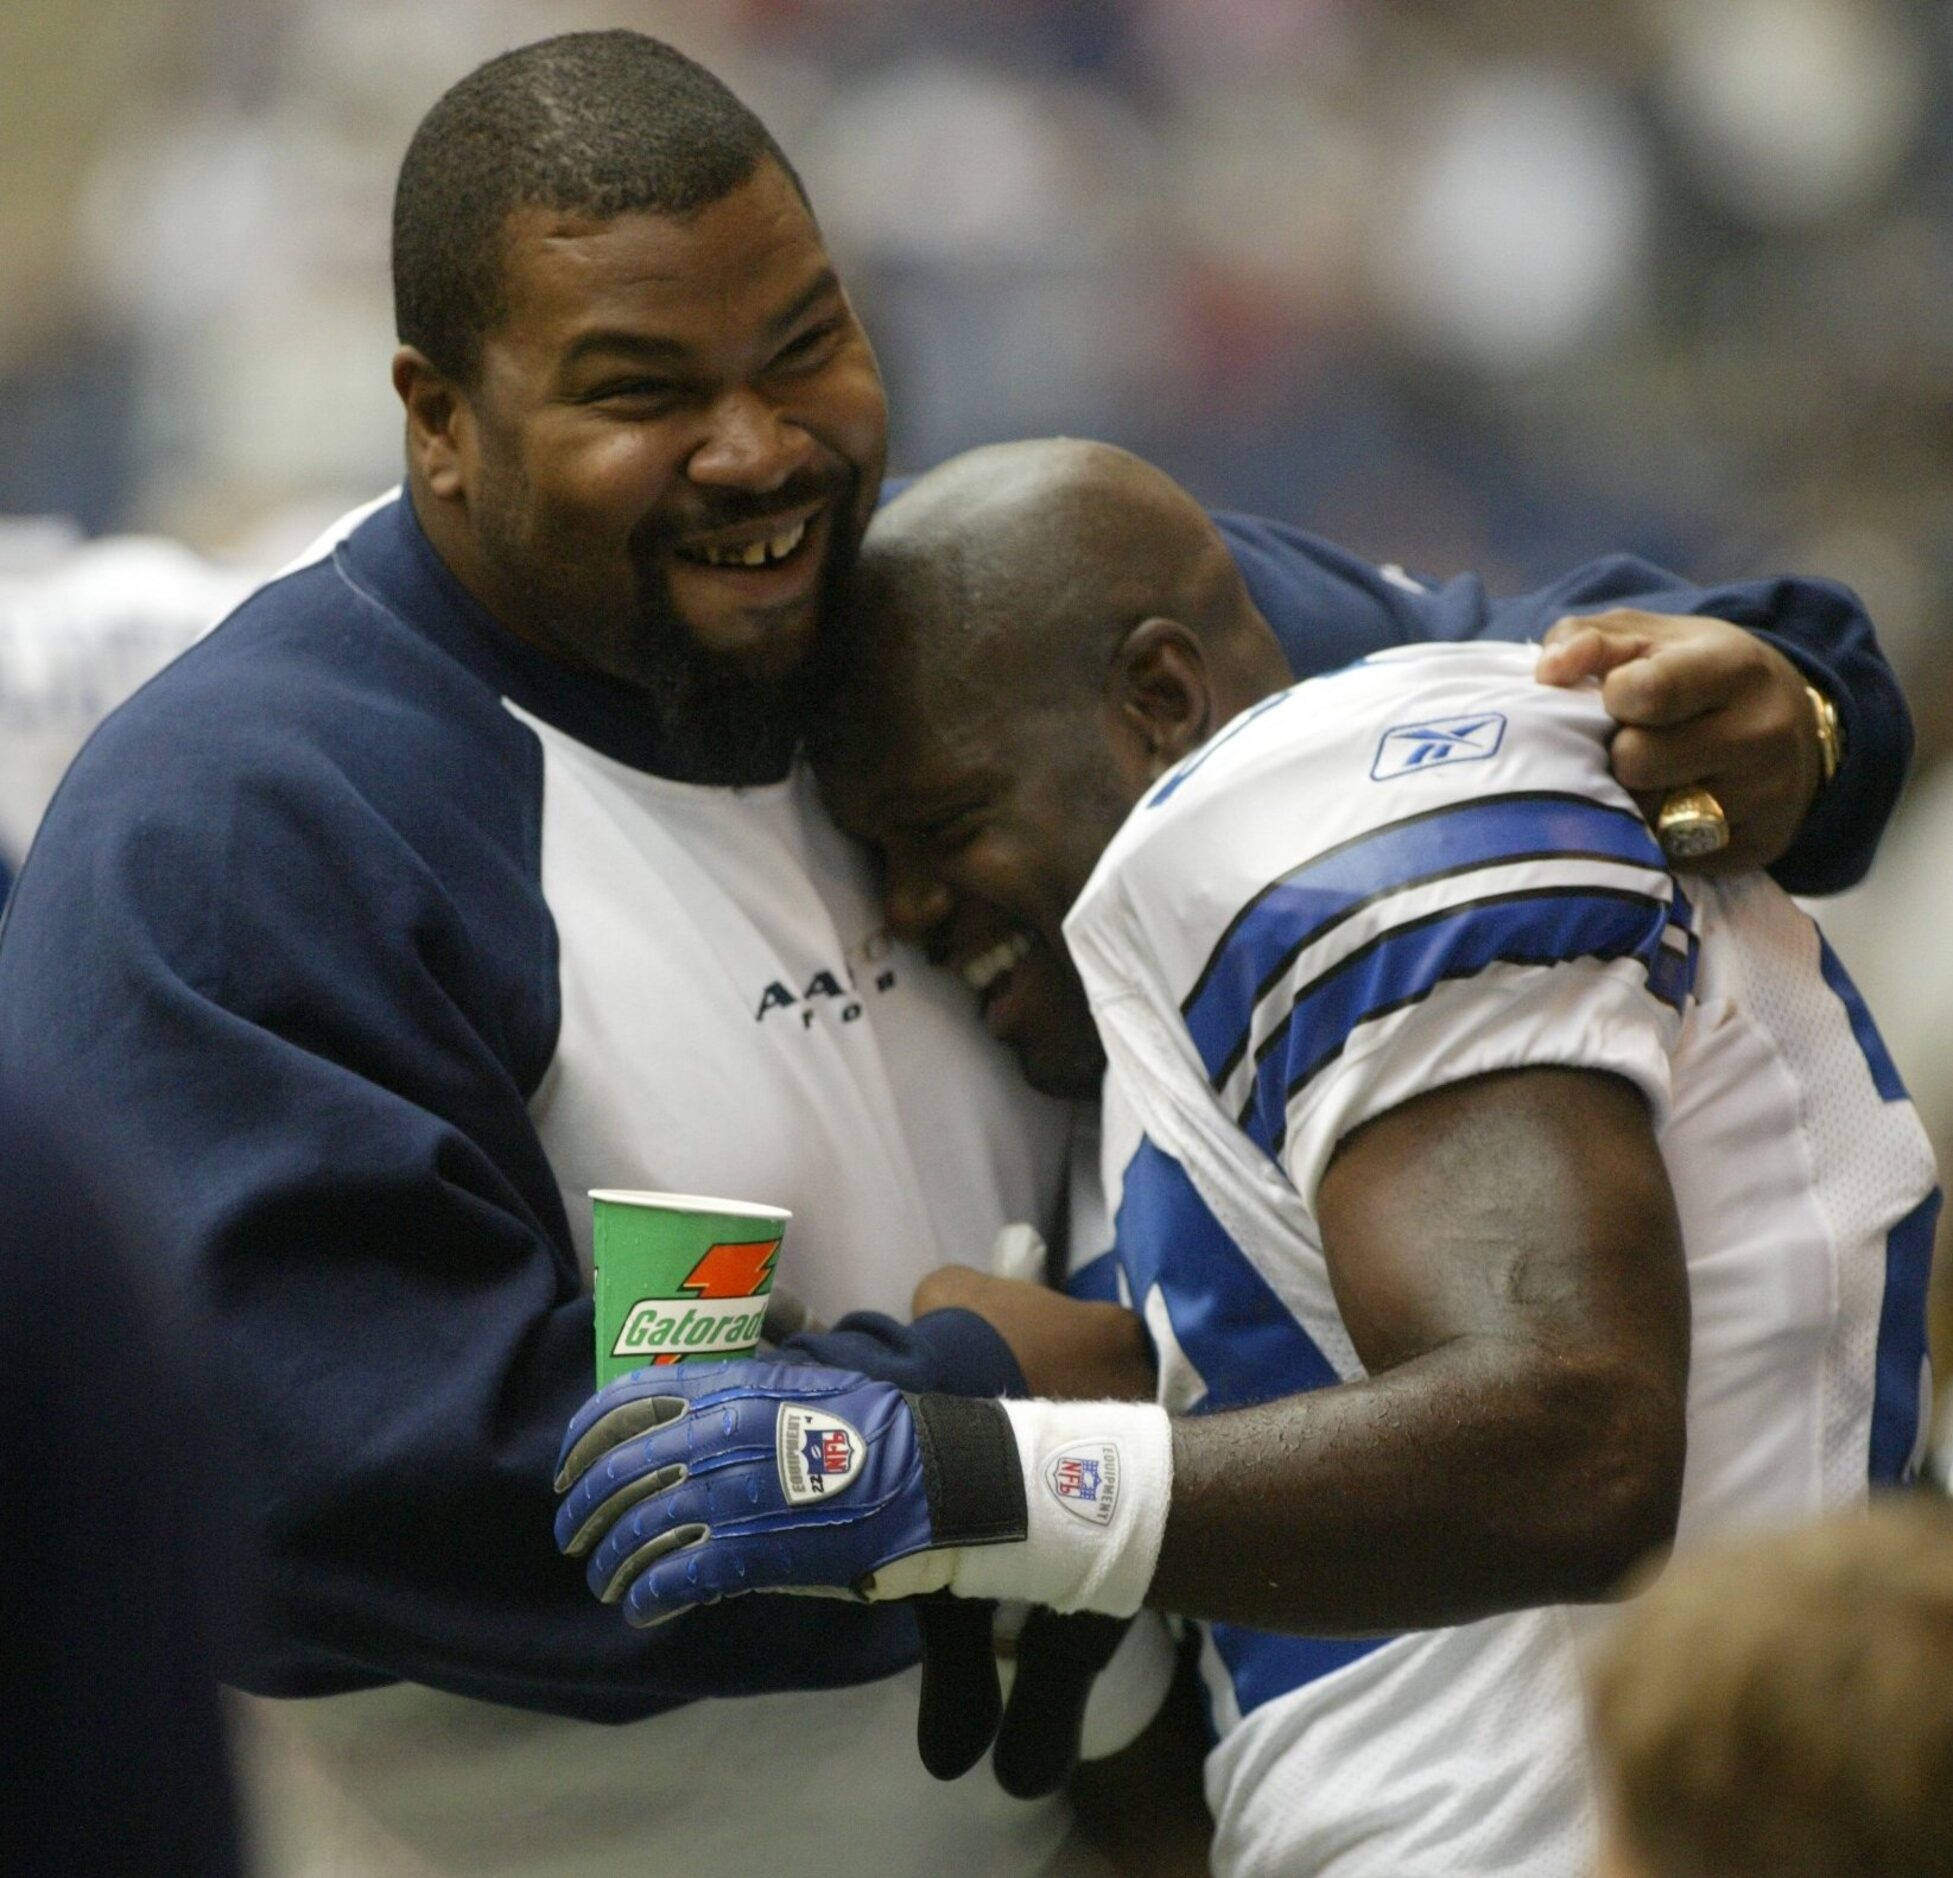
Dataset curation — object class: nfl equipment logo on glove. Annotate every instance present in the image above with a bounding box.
[781,1406,865,1503]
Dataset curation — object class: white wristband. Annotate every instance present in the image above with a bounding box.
[949,1399,1174,1617]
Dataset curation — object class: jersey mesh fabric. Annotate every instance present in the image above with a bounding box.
[1203,1607,1599,1878]
[1704,877,1938,1498]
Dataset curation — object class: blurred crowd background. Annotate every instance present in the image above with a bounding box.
[6,0,1953,1340]
[6,0,1951,624]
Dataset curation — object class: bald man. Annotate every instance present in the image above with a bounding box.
[554,442,1939,1876]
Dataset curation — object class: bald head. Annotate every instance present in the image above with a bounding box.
[848,439,1269,710]
[810,440,1293,1100]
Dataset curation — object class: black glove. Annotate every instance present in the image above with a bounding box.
[913,1599,1135,1798]
[995,1609,1135,1798]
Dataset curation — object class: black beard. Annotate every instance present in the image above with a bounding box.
[475,460,864,787]
[621,490,860,786]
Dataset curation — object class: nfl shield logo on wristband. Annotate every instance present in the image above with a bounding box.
[1044,1442,1120,1526]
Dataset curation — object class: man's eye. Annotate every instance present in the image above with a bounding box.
[587,379,684,406]
[771,320,842,373]
[918,812,981,852]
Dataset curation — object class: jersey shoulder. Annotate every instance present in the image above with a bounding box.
[1076,642,1639,988]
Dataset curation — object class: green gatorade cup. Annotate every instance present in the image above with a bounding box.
[590,1189,790,1388]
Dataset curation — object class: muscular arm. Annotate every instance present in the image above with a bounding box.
[1150,1067,1691,1633]
[555,1065,1695,1644]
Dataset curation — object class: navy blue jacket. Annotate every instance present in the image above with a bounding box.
[0,1087,245,1875]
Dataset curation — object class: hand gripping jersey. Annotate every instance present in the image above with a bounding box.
[1063,642,1939,1878]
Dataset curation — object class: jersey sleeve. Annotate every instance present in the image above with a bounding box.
[0,637,994,1722]
[1163,672,1692,1213]
[1214,511,1908,896]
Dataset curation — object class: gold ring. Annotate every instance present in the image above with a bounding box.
[1657,786,1730,859]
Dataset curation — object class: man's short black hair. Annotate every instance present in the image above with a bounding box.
[393,30,805,383]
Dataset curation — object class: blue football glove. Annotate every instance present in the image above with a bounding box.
[555,1359,1034,1779]
[553,1360,1028,1629]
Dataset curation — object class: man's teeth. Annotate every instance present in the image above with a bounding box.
[961,932,1033,996]
[687,518,809,568]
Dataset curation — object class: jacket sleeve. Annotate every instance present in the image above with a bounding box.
[1216,513,1910,895]
[0,696,1002,1724]
[1,1089,247,1877]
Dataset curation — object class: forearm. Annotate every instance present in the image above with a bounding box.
[548,1344,1686,1638]
[1150,1336,1683,1634]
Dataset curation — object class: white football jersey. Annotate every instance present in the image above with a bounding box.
[1064,641,1939,1877]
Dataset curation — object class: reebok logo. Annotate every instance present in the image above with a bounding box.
[1370,712,1506,781]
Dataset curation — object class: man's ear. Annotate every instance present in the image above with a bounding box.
[393,347,472,504]
[1105,618,1213,781]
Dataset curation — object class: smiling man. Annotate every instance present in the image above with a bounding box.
[556,440,1939,1876]
[394,137,883,779]
[1,40,1101,1878]
[0,30,1922,1878]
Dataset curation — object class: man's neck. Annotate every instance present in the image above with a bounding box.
[1211,612,1297,724]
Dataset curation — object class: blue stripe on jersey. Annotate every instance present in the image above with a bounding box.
[1210,1627,1389,1718]
[1869,1189,1941,1484]
[1183,793,1666,1086]
[1816,933,1938,1483]
[1241,885,1685,1157]
[1817,935,1908,1103]
[1649,907,1697,1012]
[1113,1136,1343,1400]
[1111,1136,1394,1711]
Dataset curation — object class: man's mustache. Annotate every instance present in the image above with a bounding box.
[633,465,856,552]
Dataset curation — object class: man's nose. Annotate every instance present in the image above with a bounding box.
[687,389,808,492]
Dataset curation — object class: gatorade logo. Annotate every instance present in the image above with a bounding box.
[612,1237,779,1364]
[610,1297,769,1360]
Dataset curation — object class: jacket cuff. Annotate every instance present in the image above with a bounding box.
[779,1306,1029,1400]
[1749,628,1896,898]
